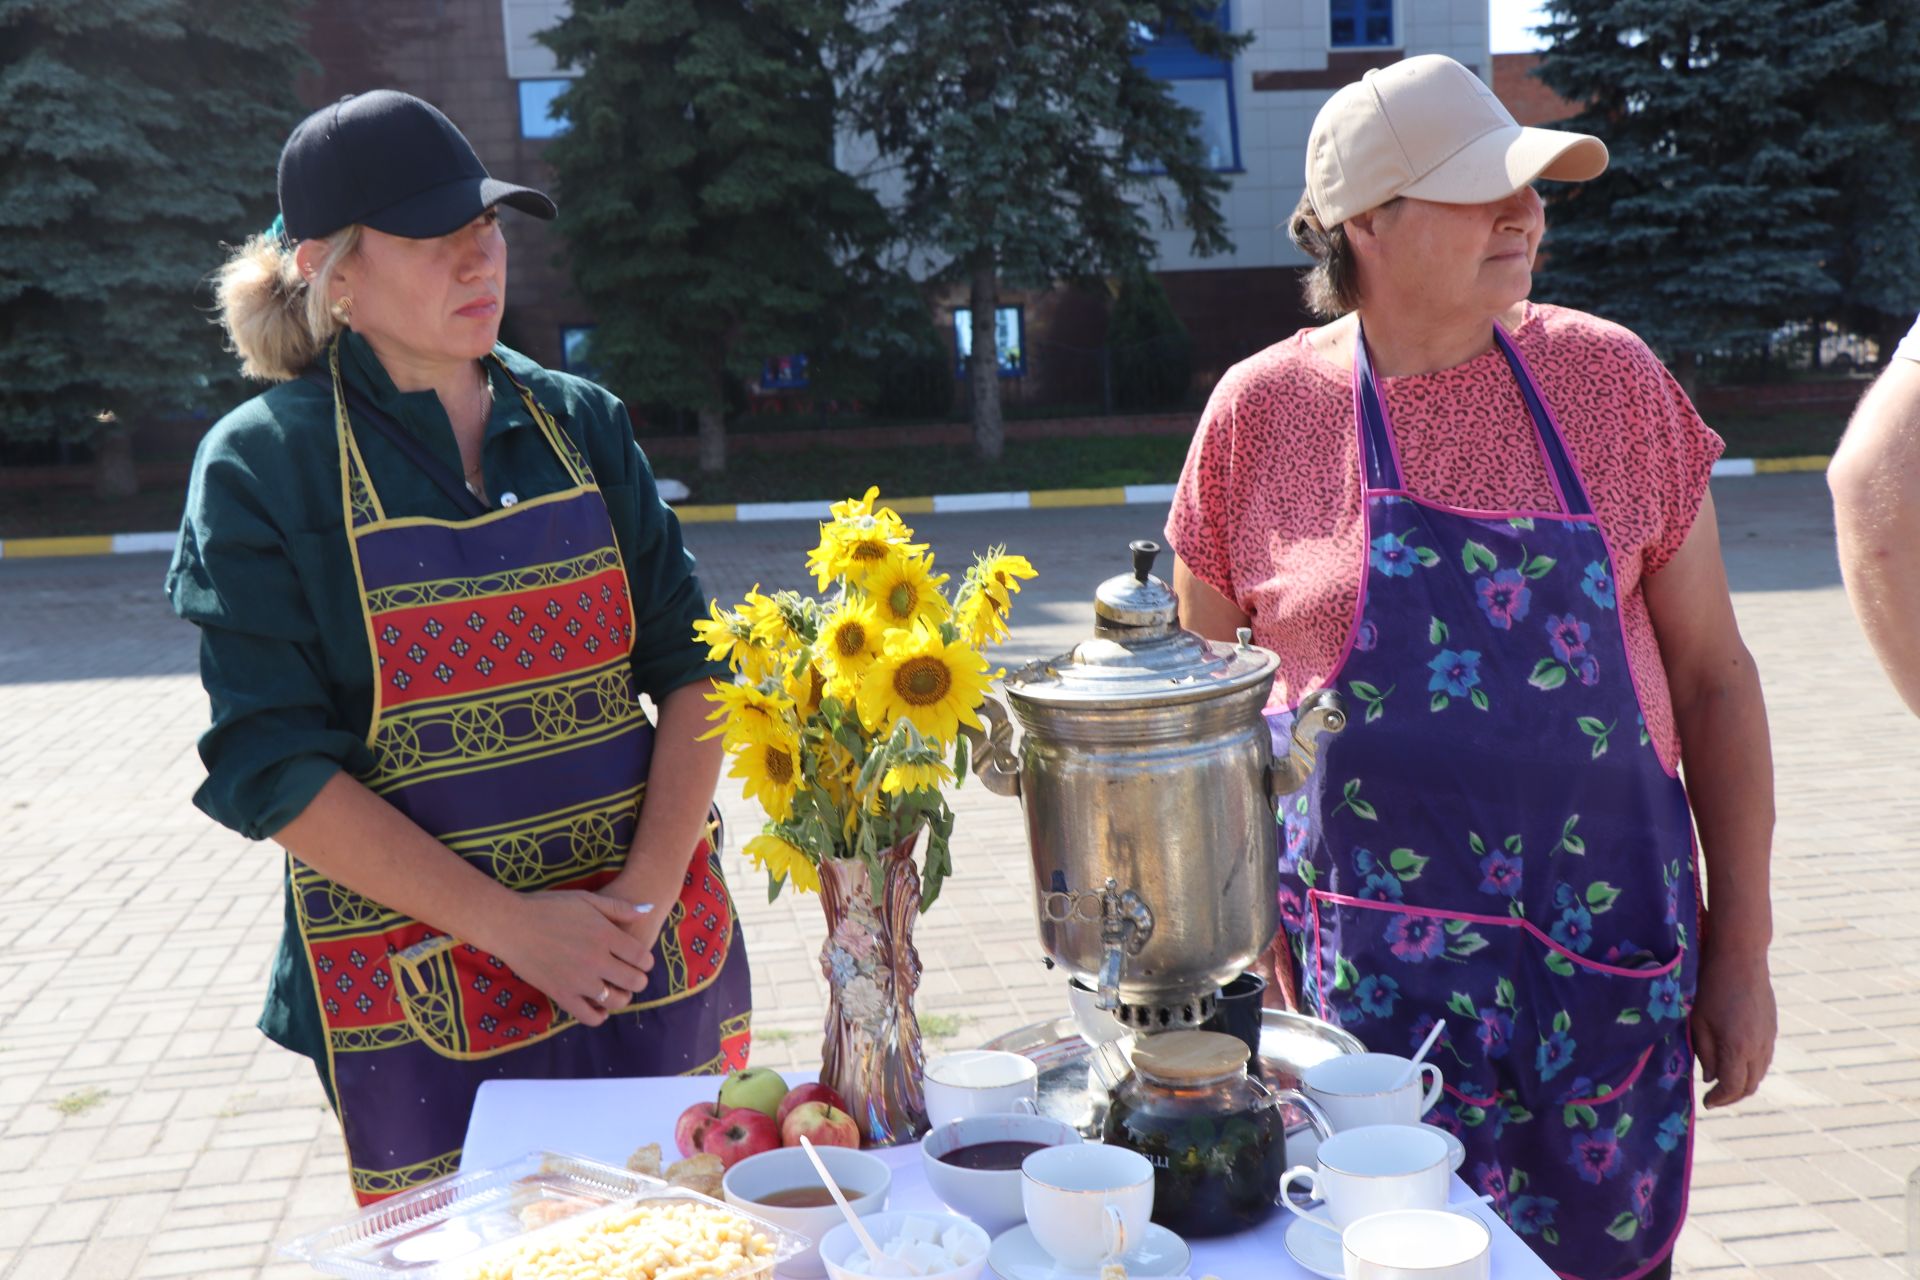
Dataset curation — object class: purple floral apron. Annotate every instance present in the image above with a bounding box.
[1271,325,1697,1280]
[292,342,752,1203]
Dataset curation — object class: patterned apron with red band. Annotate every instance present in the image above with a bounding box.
[1271,325,1697,1280]
[291,342,750,1203]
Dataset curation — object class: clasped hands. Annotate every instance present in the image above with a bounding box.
[490,862,679,1027]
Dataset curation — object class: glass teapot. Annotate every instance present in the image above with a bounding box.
[1101,1030,1333,1239]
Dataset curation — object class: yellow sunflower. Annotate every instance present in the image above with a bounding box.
[819,599,886,682]
[692,599,755,669]
[881,758,954,796]
[740,586,805,651]
[976,551,1038,611]
[856,623,992,743]
[782,659,828,720]
[864,554,950,632]
[730,732,803,821]
[807,518,926,592]
[700,681,794,748]
[829,486,884,522]
[956,588,1010,649]
[744,833,820,894]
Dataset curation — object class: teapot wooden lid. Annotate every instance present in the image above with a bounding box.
[1130,1030,1249,1084]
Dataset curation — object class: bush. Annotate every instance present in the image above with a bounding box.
[871,302,956,420]
[1109,270,1192,411]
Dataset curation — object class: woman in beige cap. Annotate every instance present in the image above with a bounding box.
[1168,55,1774,1280]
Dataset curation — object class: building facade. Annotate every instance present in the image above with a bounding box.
[296,1,1504,405]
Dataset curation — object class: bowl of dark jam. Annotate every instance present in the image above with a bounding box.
[920,1111,1084,1236]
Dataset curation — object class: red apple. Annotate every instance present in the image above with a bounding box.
[780,1101,861,1150]
[775,1081,850,1128]
[700,1107,782,1168]
[674,1100,726,1158]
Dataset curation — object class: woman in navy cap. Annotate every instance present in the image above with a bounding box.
[171,91,751,1203]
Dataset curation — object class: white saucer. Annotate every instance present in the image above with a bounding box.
[987,1223,1190,1280]
[1282,1214,1344,1279]
[1423,1122,1467,1172]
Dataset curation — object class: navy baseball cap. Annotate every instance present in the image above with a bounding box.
[277,90,556,241]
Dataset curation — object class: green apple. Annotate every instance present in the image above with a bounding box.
[717,1067,789,1119]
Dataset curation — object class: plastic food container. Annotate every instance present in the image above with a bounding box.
[279,1150,810,1279]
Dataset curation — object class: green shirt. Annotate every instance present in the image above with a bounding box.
[167,332,725,1072]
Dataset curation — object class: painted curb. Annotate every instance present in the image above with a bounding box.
[0,464,1828,560]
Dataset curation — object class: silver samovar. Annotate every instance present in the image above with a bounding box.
[966,541,1346,1032]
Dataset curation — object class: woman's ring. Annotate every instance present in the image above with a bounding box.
[598,984,611,1005]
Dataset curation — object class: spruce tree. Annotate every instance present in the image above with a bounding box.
[0,0,308,496]
[840,1,1248,461]
[540,0,889,475]
[1815,0,1920,359]
[1531,0,1881,384]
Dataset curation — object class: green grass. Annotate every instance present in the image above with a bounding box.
[667,435,1191,506]
[0,404,1850,540]
[919,1012,970,1041]
[51,1087,108,1117]
[754,1027,802,1046]
[1709,407,1848,459]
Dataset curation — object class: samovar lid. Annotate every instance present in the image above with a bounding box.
[1003,540,1278,710]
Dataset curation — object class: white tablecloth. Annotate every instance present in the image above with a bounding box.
[462,1075,1553,1279]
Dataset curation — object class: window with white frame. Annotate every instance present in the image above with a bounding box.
[518,79,571,139]
[1329,0,1395,49]
[1132,3,1240,173]
[953,307,1026,378]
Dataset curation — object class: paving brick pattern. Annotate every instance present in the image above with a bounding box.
[0,476,1914,1278]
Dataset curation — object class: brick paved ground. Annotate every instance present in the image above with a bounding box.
[0,475,1914,1279]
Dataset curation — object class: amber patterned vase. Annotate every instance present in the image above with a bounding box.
[816,831,930,1147]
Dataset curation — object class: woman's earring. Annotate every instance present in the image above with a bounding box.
[331,296,354,325]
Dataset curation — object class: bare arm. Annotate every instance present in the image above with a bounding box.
[1828,358,1920,714]
[605,679,727,954]
[1642,491,1776,1107]
[1172,555,1251,641]
[276,773,656,1025]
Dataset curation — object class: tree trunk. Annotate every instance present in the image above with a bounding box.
[697,404,726,474]
[1671,349,1700,400]
[92,418,139,500]
[969,259,1004,463]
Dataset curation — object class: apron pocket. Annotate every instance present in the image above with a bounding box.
[390,935,572,1061]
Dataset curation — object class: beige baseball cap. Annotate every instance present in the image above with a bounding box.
[1305,54,1607,228]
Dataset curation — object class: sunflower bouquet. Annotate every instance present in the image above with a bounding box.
[695,488,1035,911]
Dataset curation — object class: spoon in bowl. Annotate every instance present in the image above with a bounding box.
[1394,1018,1447,1090]
[797,1135,924,1276]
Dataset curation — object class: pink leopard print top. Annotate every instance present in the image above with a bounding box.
[1166,302,1722,773]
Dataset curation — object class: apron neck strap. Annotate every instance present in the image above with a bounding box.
[1351,317,1594,518]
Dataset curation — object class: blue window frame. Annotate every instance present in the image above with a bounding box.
[518,79,571,139]
[1132,4,1240,172]
[1330,0,1395,49]
[953,307,1025,378]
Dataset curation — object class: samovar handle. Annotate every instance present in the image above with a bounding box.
[1266,686,1347,804]
[960,694,1022,798]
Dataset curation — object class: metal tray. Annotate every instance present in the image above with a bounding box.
[279,1150,808,1280]
[983,1008,1364,1136]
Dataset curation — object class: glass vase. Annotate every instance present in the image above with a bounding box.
[816,830,930,1147]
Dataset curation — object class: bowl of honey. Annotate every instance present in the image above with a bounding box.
[722,1145,891,1279]
[918,1110,1082,1236]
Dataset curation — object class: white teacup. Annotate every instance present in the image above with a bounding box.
[1278,1124,1449,1235]
[1302,1052,1443,1130]
[920,1111,1083,1236]
[923,1050,1039,1128]
[1343,1207,1491,1280]
[721,1145,891,1279]
[1020,1143,1154,1271]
